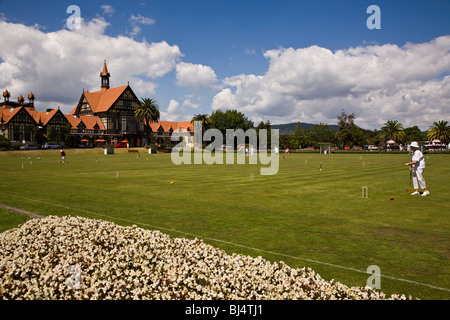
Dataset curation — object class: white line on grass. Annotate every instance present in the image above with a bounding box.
[1,191,449,293]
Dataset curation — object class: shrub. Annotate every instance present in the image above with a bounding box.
[0,135,11,149]
[0,216,412,300]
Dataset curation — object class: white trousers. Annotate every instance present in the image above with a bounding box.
[412,167,426,190]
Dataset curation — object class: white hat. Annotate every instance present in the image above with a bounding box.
[410,142,419,148]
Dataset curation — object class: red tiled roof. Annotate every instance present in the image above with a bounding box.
[80,115,105,130]
[148,120,193,132]
[0,108,14,123]
[70,85,128,115]
[65,114,105,131]
[38,109,59,126]
[171,120,194,131]
[0,106,39,125]
[65,114,81,129]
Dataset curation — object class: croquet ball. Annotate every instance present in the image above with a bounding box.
[171,181,174,184]
[390,196,394,200]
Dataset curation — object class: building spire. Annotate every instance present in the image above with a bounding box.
[100,60,110,89]
[3,89,10,103]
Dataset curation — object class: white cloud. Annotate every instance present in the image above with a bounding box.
[159,99,187,122]
[167,99,179,113]
[175,62,219,91]
[128,14,156,38]
[128,76,158,96]
[212,36,450,130]
[245,47,256,55]
[129,13,156,26]
[1,14,448,131]
[0,18,182,113]
[182,98,201,109]
[211,88,236,111]
[100,5,115,17]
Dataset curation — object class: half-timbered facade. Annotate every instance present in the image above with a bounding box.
[1,61,195,148]
[38,108,70,144]
[0,106,38,143]
[69,62,145,146]
[149,121,194,146]
[0,90,68,145]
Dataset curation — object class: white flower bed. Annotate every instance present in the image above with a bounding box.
[0,216,411,300]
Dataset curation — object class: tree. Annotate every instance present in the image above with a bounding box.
[427,120,450,144]
[32,124,45,146]
[381,120,406,144]
[368,129,383,147]
[209,109,253,134]
[289,122,306,149]
[209,109,254,145]
[279,134,292,149]
[135,98,160,147]
[404,126,426,142]
[256,120,272,148]
[305,123,337,147]
[352,126,370,147]
[46,126,55,143]
[191,114,211,133]
[255,120,272,132]
[63,122,78,148]
[0,135,10,149]
[336,111,357,148]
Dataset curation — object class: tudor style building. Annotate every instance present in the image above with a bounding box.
[68,61,145,146]
[39,108,69,145]
[0,90,38,143]
[0,89,70,145]
[68,61,195,147]
[1,61,194,148]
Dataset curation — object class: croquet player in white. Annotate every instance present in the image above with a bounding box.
[405,142,430,196]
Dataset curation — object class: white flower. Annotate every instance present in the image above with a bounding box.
[0,216,413,300]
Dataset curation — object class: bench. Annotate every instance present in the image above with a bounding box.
[128,150,139,153]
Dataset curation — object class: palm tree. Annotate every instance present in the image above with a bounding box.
[191,114,211,148]
[427,120,450,144]
[381,120,406,144]
[191,114,211,133]
[135,98,160,147]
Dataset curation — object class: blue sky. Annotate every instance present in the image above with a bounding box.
[1,0,449,130]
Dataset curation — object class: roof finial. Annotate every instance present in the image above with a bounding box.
[101,60,109,76]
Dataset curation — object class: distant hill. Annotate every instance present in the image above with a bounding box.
[272,122,339,135]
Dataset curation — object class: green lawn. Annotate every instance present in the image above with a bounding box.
[0,209,30,233]
[0,148,449,299]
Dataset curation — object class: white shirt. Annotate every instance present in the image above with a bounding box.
[412,149,425,169]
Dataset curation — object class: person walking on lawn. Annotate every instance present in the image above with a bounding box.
[60,149,66,163]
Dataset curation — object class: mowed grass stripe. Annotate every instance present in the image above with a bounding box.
[0,150,449,299]
[1,191,449,295]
